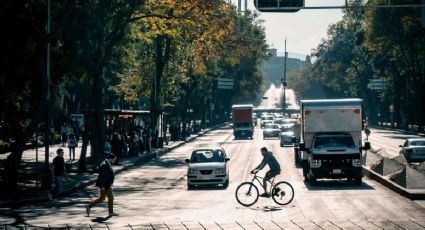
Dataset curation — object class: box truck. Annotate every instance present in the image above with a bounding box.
[232,104,254,139]
[295,99,369,184]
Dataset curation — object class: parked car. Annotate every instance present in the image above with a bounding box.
[279,123,295,146]
[263,123,280,139]
[185,147,230,189]
[399,138,425,163]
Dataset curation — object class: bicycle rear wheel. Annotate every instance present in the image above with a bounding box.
[235,182,259,207]
[272,181,294,205]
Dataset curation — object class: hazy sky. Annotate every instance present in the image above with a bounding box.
[231,0,345,56]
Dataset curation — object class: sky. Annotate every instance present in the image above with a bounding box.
[231,0,345,58]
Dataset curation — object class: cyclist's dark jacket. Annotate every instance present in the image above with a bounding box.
[255,151,281,172]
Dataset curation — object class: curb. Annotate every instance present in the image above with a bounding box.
[0,124,224,207]
[363,166,425,200]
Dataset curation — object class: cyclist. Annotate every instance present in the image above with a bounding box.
[251,147,281,197]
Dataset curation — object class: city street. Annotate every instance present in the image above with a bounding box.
[1,123,425,229]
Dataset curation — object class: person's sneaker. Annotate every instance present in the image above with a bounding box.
[259,193,270,197]
[273,187,281,196]
[108,212,119,217]
[85,205,91,216]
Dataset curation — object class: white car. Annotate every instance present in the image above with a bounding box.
[399,138,425,163]
[263,123,280,139]
[280,123,295,146]
[186,147,230,189]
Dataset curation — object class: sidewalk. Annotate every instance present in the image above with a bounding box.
[0,125,222,207]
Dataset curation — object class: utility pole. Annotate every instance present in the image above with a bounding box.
[282,38,288,112]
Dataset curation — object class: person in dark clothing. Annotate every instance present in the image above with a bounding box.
[251,147,281,197]
[51,148,67,201]
[85,153,118,217]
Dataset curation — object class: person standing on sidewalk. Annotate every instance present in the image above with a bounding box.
[85,153,118,217]
[67,132,77,161]
[51,148,67,201]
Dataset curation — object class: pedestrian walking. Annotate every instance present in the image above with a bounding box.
[51,148,67,201]
[60,124,69,146]
[85,153,118,217]
[67,132,77,161]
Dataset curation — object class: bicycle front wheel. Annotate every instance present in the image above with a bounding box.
[235,182,259,207]
[272,181,294,205]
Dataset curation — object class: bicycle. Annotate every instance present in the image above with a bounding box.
[235,172,294,207]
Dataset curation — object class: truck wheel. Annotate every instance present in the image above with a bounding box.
[354,177,362,185]
[294,149,301,167]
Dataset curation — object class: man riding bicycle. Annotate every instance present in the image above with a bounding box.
[251,147,281,197]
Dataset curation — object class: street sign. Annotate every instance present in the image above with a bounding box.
[217,78,234,90]
[368,79,387,90]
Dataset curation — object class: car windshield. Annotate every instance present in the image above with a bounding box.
[265,124,279,129]
[190,150,224,163]
[409,140,425,146]
[281,125,294,131]
[314,136,355,148]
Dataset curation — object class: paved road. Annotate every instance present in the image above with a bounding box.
[1,125,425,229]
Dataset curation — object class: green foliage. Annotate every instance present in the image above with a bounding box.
[293,0,425,128]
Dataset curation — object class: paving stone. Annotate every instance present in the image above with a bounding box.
[272,220,302,230]
[348,219,382,230]
[252,221,281,230]
[214,221,243,230]
[311,220,340,230]
[181,221,204,230]
[235,221,262,230]
[391,220,425,230]
[289,219,321,230]
[368,219,400,230]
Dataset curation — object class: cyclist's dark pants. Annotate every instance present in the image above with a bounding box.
[265,170,281,181]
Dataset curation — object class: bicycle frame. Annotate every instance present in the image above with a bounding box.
[249,173,276,194]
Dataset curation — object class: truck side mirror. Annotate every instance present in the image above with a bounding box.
[363,142,371,150]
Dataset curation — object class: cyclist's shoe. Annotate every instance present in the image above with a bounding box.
[273,188,281,196]
[259,193,270,198]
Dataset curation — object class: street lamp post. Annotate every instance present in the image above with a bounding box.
[42,0,51,190]
[282,38,288,112]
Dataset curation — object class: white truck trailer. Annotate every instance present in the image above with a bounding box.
[295,99,369,185]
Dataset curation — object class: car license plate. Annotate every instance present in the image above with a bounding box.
[202,176,209,180]
[333,169,342,174]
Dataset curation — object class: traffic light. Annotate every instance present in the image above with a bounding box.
[254,0,304,12]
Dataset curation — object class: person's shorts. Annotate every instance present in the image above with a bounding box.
[265,170,281,181]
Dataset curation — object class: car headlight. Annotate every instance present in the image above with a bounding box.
[310,159,321,168]
[352,159,362,167]
[215,168,226,174]
[188,169,199,174]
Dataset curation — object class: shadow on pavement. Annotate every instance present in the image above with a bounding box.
[304,179,375,191]
[91,216,112,223]
[262,206,282,212]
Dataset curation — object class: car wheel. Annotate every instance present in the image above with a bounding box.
[223,179,229,189]
[187,183,195,190]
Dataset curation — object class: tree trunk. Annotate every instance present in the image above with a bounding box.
[2,138,25,197]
